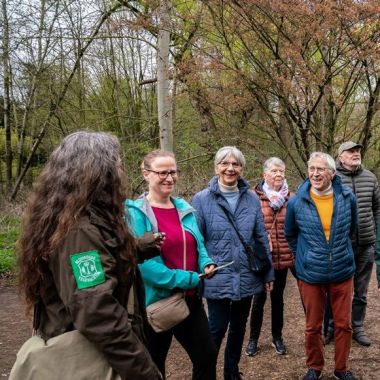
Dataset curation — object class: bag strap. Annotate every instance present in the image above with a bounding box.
[127,284,134,321]
[219,205,251,257]
[32,299,41,336]
[180,221,188,298]
[181,225,187,270]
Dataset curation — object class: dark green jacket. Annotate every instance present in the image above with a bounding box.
[38,207,161,380]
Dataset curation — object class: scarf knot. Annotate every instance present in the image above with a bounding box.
[262,180,289,210]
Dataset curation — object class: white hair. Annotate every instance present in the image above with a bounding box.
[214,146,246,168]
[307,152,336,172]
[263,157,285,173]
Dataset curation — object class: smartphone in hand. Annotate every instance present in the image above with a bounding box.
[154,232,166,246]
[198,261,234,278]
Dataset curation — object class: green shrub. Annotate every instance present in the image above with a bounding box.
[0,250,17,273]
[0,215,20,274]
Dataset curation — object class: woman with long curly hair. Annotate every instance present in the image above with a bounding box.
[17,131,161,379]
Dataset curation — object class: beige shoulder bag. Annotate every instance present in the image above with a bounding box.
[146,225,190,333]
[8,286,135,380]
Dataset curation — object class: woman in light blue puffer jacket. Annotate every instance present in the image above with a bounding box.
[192,146,274,380]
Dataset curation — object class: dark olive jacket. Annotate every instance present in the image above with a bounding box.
[38,207,161,380]
[255,181,294,270]
[336,160,380,246]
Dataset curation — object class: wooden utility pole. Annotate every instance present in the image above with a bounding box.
[157,0,173,151]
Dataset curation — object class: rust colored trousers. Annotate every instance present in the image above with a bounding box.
[298,278,353,372]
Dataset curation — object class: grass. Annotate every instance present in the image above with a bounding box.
[0,214,20,275]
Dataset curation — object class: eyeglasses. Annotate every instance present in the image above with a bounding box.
[145,169,179,179]
[218,161,241,168]
[308,166,329,174]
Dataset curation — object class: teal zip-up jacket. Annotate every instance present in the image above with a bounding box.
[125,195,214,306]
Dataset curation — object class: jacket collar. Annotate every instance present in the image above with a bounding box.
[254,180,267,200]
[297,175,349,201]
[336,159,363,176]
[127,193,194,226]
[254,179,291,201]
[255,179,265,193]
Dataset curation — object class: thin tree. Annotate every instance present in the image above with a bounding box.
[157,0,173,151]
[1,0,12,190]
[10,0,126,200]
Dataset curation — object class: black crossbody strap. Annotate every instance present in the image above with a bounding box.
[219,205,251,258]
[32,299,41,336]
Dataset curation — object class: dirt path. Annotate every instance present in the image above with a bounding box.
[1,272,380,379]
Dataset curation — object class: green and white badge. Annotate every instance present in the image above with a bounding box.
[70,250,106,289]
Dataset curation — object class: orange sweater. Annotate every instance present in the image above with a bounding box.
[310,191,333,241]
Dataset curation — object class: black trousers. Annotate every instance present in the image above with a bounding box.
[249,268,288,340]
[148,296,217,380]
[207,296,253,376]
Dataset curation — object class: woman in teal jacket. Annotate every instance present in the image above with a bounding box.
[125,149,217,380]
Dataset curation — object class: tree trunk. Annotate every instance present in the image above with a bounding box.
[2,0,12,191]
[157,0,173,151]
[360,76,380,159]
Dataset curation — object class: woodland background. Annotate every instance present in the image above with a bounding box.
[1,0,380,200]
[2,2,380,378]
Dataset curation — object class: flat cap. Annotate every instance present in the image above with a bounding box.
[337,141,363,156]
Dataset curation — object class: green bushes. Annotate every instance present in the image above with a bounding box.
[0,215,20,275]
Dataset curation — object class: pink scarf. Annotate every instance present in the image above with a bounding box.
[262,180,289,210]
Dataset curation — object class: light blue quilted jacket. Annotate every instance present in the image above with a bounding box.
[192,176,274,300]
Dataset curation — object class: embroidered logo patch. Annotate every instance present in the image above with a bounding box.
[70,250,105,289]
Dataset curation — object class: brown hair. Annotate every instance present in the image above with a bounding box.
[141,149,176,171]
[18,131,136,314]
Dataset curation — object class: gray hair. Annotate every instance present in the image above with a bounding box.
[263,157,285,173]
[51,131,120,176]
[214,146,246,168]
[307,151,336,172]
[45,131,123,207]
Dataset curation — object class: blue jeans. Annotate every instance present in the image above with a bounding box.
[207,296,252,376]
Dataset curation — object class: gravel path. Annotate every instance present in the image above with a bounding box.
[1,272,380,379]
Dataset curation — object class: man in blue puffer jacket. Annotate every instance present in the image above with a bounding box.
[285,152,357,380]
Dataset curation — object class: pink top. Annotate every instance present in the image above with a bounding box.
[152,207,198,272]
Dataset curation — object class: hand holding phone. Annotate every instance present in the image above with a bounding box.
[199,261,234,278]
[153,232,166,246]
